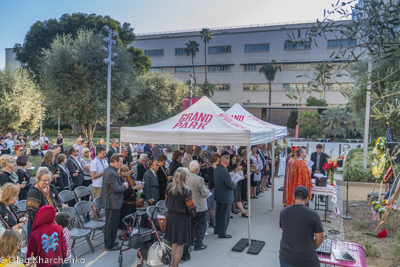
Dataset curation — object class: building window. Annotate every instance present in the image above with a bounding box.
[144,49,164,56]
[150,67,163,73]
[217,103,230,107]
[244,64,257,71]
[282,104,304,107]
[209,46,231,54]
[284,42,311,50]
[243,103,266,106]
[327,39,357,48]
[175,48,186,55]
[283,64,310,70]
[245,44,269,52]
[283,84,308,91]
[208,65,231,72]
[243,84,268,91]
[214,84,230,91]
[326,83,355,90]
[175,67,195,73]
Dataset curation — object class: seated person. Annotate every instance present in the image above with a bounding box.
[41,140,49,156]
[0,183,27,230]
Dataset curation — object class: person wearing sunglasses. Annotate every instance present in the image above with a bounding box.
[107,138,120,164]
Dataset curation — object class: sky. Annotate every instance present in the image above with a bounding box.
[0,0,351,68]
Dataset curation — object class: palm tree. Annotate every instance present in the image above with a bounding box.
[319,107,357,138]
[184,40,199,85]
[298,111,320,139]
[259,60,281,122]
[199,28,213,82]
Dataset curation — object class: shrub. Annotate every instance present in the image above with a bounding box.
[363,239,379,257]
[343,148,375,182]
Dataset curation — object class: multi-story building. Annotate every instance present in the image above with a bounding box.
[133,20,354,125]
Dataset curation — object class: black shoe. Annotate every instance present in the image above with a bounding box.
[319,197,325,203]
[242,213,249,218]
[231,209,238,214]
[194,245,207,251]
[218,234,232,238]
[114,242,119,246]
[266,184,271,188]
[105,245,120,251]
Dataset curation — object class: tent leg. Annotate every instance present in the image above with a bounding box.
[270,131,276,211]
[247,146,251,247]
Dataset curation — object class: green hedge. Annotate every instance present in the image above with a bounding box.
[343,148,375,182]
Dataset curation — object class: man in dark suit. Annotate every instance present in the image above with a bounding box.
[66,146,84,188]
[213,154,236,238]
[310,144,328,202]
[107,138,119,164]
[100,153,128,251]
[143,159,160,205]
[152,144,162,160]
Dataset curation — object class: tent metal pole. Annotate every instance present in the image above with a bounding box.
[270,129,276,211]
[247,145,251,247]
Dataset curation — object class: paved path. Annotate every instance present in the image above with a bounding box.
[71,176,345,267]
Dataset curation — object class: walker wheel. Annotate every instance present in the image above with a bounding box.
[118,254,123,267]
[137,264,143,267]
[162,254,170,265]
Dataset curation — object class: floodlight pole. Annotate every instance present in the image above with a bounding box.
[57,109,60,135]
[363,61,372,169]
[38,102,44,138]
[106,29,112,152]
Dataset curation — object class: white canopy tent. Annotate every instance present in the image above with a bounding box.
[226,103,288,210]
[120,96,275,246]
[226,103,287,139]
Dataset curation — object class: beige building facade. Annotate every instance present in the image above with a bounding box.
[134,21,353,124]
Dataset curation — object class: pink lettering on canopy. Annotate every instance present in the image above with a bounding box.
[231,115,244,121]
[179,114,187,122]
[172,112,213,130]
[173,122,183,129]
[188,122,198,129]
[248,115,270,126]
[218,113,247,129]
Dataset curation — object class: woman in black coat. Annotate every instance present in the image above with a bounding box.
[169,150,183,176]
[15,156,31,200]
[136,154,149,182]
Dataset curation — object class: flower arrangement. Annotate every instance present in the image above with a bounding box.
[371,201,386,220]
[322,160,339,185]
[339,155,345,160]
[363,229,388,238]
[372,136,390,181]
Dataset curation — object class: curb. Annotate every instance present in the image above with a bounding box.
[336,180,375,188]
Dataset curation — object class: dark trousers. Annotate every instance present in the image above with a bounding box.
[190,211,207,247]
[215,202,230,238]
[105,208,121,249]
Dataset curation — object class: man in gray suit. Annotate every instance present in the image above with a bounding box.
[143,159,160,205]
[100,153,128,251]
[214,154,236,238]
[187,160,209,250]
[152,144,162,160]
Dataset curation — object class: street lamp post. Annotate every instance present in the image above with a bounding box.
[38,102,44,138]
[102,25,118,151]
[189,73,194,106]
[58,108,60,135]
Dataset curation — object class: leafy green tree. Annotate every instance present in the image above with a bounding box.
[197,81,215,98]
[306,96,328,106]
[13,12,136,75]
[199,28,213,82]
[185,40,200,84]
[259,60,281,122]
[286,110,298,129]
[0,67,42,133]
[298,111,320,138]
[127,73,188,125]
[319,107,357,138]
[40,29,135,140]
[127,46,152,75]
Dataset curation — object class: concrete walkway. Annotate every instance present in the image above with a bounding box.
[71,176,345,267]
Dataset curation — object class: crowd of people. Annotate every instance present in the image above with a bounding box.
[0,130,330,267]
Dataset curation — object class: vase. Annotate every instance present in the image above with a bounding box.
[330,170,334,185]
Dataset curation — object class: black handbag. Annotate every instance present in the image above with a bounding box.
[128,234,144,249]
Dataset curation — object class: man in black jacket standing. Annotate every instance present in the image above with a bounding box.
[100,153,128,251]
[107,138,120,164]
[310,144,328,202]
[214,154,236,238]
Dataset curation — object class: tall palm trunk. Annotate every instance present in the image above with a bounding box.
[192,54,196,85]
[268,81,272,122]
[204,43,208,82]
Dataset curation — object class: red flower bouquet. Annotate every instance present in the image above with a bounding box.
[377,229,388,238]
[323,160,339,186]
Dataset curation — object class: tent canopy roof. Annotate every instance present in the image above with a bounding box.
[226,103,287,139]
[120,97,275,146]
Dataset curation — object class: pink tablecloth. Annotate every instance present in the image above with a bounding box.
[318,240,367,267]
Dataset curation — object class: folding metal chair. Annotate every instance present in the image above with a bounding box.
[15,200,27,215]
[74,186,91,202]
[62,208,95,257]
[74,201,105,240]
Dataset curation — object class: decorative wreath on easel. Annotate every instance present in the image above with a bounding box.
[372,136,390,182]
